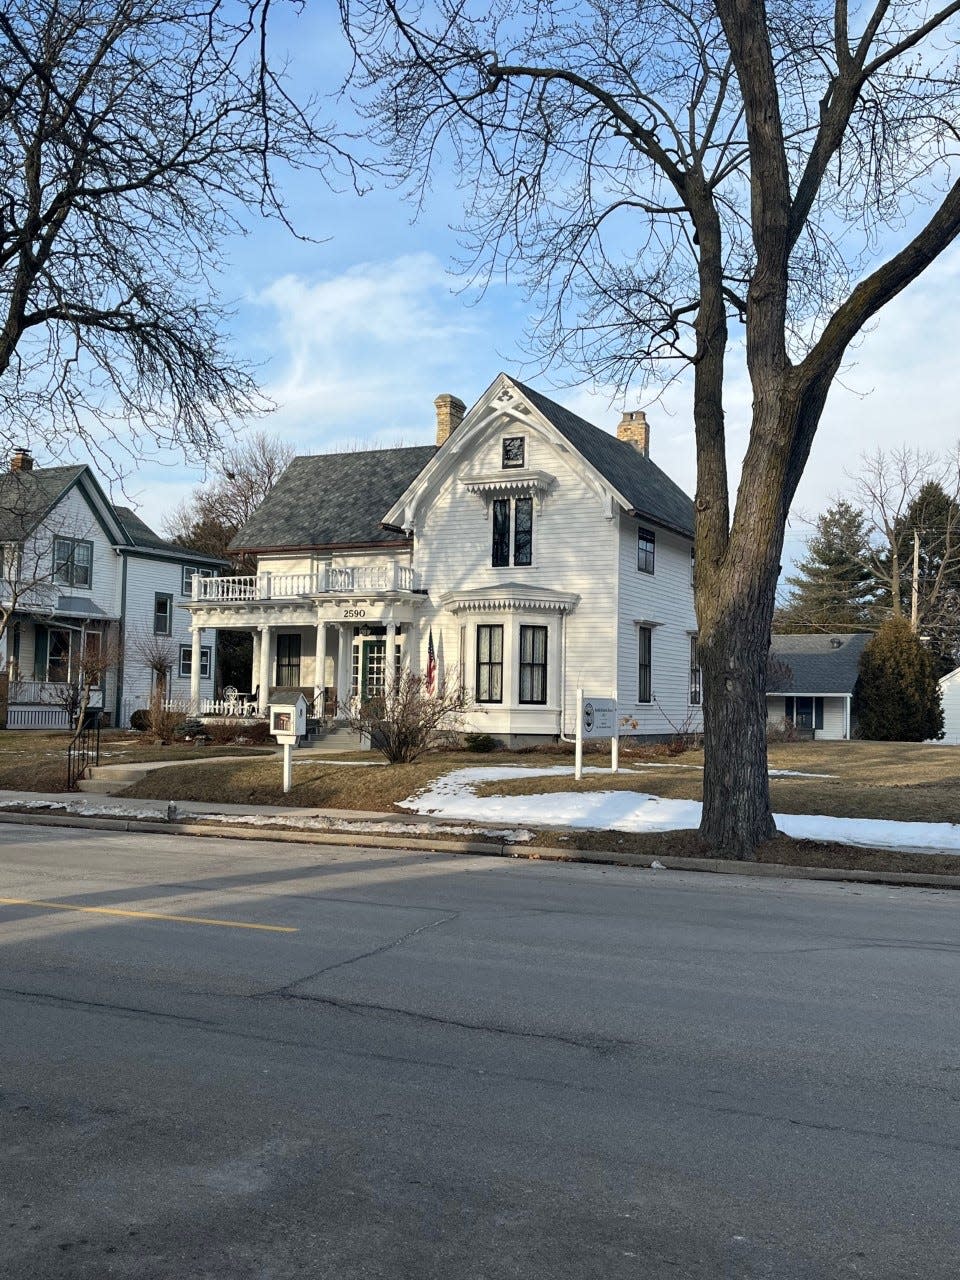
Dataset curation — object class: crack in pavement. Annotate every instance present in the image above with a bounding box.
[277,988,630,1055]
[264,910,462,996]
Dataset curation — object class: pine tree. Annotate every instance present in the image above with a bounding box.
[778,501,876,633]
[854,617,944,741]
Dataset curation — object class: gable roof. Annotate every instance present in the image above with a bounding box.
[113,506,227,565]
[768,633,873,695]
[0,465,87,541]
[510,378,695,537]
[231,446,438,551]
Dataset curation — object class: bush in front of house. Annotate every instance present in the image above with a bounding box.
[130,709,150,732]
[463,732,498,753]
[854,617,944,741]
[347,671,467,764]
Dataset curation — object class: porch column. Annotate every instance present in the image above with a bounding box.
[315,621,327,714]
[258,625,272,715]
[385,621,397,694]
[251,630,261,694]
[337,625,352,715]
[190,625,202,711]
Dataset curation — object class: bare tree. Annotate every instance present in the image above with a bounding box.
[0,1,347,472]
[54,631,121,729]
[340,0,960,856]
[347,670,467,763]
[163,431,297,568]
[852,446,960,635]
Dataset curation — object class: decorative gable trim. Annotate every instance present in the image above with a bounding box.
[459,468,556,516]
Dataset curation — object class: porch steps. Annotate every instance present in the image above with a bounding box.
[303,724,364,753]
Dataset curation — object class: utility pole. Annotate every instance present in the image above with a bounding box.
[911,528,920,632]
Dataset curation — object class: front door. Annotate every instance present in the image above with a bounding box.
[360,638,386,701]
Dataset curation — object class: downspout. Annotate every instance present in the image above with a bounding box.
[115,551,127,726]
[558,609,575,741]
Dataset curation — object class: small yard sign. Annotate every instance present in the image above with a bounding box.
[575,689,619,780]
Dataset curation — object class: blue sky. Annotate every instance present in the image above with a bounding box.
[76,4,960,575]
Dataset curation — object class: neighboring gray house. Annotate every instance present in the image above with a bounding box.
[0,449,225,727]
[184,372,702,743]
[766,633,872,740]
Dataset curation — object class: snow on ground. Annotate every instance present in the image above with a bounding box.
[398,765,960,854]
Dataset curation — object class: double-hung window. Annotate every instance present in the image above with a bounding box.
[154,592,173,636]
[53,537,93,589]
[689,635,701,705]
[519,625,547,704]
[476,625,503,703]
[182,565,215,596]
[637,626,652,703]
[179,645,211,679]
[637,528,656,574]
[492,496,533,567]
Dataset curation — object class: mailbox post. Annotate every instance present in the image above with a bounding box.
[269,694,308,794]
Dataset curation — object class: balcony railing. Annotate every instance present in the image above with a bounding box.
[193,562,420,602]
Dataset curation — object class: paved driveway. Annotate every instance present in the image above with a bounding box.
[1,824,958,1278]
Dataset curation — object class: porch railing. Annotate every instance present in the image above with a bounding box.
[66,714,101,789]
[193,562,420,602]
[163,696,261,718]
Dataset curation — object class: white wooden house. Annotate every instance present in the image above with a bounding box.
[0,451,224,728]
[184,374,702,743]
[935,667,960,744]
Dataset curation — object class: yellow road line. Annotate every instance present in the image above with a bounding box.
[0,897,297,933]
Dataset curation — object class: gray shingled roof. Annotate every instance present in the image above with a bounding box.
[114,505,226,564]
[0,465,85,541]
[512,378,695,537]
[231,446,438,551]
[768,633,872,695]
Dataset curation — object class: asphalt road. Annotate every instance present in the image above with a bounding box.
[1,824,959,1279]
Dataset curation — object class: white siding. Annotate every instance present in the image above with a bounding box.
[818,697,847,740]
[413,420,619,736]
[120,552,217,718]
[616,517,700,737]
[23,484,121,617]
[938,669,960,744]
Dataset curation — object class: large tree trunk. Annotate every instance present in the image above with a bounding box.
[698,608,777,859]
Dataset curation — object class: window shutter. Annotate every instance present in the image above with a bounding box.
[815,698,824,730]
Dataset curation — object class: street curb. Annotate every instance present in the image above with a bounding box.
[1,808,959,889]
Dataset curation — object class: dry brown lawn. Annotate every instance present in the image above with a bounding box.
[0,730,272,793]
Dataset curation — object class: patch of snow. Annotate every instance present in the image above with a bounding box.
[195,812,533,841]
[398,765,960,855]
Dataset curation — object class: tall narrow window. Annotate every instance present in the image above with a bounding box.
[53,536,94,588]
[514,496,533,566]
[492,499,511,567]
[689,635,701,705]
[519,625,547,704]
[637,528,656,574]
[276,634,302,687]
[476,625,503,703]
[638,626,652,703]
[153,593,173,636]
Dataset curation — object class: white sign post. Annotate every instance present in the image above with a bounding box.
[575,689,619,780]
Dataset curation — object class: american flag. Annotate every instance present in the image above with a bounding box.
[425,628,436,694]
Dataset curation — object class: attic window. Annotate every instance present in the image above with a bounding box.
[502,437,525,469]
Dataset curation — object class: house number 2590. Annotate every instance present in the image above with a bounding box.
[343,608,366,620]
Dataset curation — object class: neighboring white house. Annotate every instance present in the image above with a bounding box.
[0,450,224,728]
[766,632,872,740]
[936,667,960,744]
[183,372,703,743]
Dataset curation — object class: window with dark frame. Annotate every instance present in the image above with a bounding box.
[476,624,503,703]
[638,626,652,702]
[153,592,173,636]
[637,528,656,574]
[519,625,547,704]
[491,495,534,567]
[53,536,93,589]
[689,635,701,705]
[502,436,525,468]
[179,645,211,679]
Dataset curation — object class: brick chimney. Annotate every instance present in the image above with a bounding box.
[616,410,649,456]
[10,447,33,473]
[434,393,466,446]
